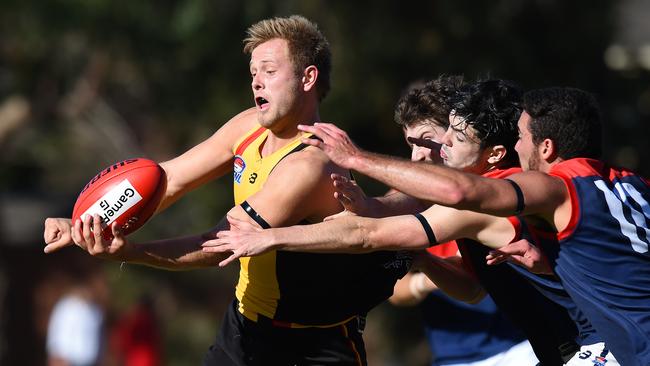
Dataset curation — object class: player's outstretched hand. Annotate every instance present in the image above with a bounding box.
[71,214,130,260]
[329,173,370,217]
[44,217,74,253]
[486,239,553,275]
[297,123,362,169]
[201,215,274,267]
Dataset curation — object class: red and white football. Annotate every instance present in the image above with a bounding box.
[72,158,166,240]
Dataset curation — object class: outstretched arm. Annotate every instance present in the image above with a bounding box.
[203,200,517,266]
[70,212,231,270]
[204,213,429,267]
[391,251,485,306]
[43,108,257,254]
[298,123,567,221]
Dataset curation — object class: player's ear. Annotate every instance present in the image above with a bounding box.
[539,138,557,162]
[487,145,507,164]
[302,65,318,92]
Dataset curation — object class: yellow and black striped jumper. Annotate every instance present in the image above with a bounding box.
[203,124,410,366]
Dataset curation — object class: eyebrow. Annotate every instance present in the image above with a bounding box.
[250,59,276,66]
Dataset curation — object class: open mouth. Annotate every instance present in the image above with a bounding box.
[440,148,448,160]
[255,97,269,110]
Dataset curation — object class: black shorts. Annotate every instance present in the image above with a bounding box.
[203,300,367,366]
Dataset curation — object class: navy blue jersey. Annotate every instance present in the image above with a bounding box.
[507,216,601,346]
[421,292,526,365]
[548,158,650,366]
[459,241,578,365]
[459,167,579,365]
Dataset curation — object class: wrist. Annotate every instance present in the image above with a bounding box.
[348,149,370,171]
[116,241,139,263]
[268,230,282,251]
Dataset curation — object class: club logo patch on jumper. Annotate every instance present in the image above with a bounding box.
[592,356,607,366]
[234,155,246,184]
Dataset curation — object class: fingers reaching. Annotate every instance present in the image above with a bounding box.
[333,191,353,207]
[485,239,553,275]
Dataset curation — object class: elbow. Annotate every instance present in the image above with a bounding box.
[441,181,475,209]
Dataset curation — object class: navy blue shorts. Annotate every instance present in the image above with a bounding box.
[203,300,367,366]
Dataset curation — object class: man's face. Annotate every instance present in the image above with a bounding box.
[403,121,447,163]
[439,114,489,174]
[515,111,541,171]
[250,38,303,128]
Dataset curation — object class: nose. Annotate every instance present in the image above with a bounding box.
[440,127,453,147]
[251,74,263,91]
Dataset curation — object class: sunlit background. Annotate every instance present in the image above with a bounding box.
[1,0,649,365]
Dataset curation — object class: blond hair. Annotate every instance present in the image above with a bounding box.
[244,15,332,100]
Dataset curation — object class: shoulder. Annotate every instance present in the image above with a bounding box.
[277,144,342,176]
[509,170,563,186]
[265,145,345,202]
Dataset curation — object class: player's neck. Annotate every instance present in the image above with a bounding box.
[266,105,318,143]
[262,111,319,157]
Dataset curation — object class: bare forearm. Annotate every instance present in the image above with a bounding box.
[270,218,369,253]
[272,215,427,253]
[350,152,466,205]
[125,216,230,270]
[369,191,429,217]
[417,256,485,303]
[126,234,228,270]
[350,151,516,216]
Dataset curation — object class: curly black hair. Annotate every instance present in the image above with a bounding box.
[450,79,523,166]
[523,87,602,160]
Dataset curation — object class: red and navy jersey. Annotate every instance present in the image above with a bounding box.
[507,216,601,346]
[458,167,580,364]
[549,158,650,366]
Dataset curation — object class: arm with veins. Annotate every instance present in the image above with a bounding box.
[203,202,516,267]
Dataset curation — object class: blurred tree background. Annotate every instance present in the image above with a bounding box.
[0,0,648,365]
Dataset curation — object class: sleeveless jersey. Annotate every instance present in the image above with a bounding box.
[458,167,579,365]
[506,216,601,346]
[547,158,650,366]
[231,125,410,327]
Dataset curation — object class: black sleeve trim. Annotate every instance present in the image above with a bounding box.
[240,200,271,229]
[414,213,437,246]
[505,179,525,215]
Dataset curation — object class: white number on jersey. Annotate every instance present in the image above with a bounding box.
[595,179,650,253]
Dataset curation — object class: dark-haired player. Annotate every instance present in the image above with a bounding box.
[207,80,617,365]
[295,87,648,366]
